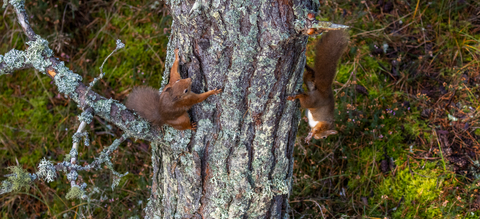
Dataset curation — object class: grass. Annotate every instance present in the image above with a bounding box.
[1,0,480,218]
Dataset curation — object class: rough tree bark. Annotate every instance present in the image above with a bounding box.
[144,0,320,218]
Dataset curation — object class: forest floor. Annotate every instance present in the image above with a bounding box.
[1,0,479,218]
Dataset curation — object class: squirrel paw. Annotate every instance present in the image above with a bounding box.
[304,132,313,144]
[212,88,222,95]
[286,96,296,101]
[190,122,197,131]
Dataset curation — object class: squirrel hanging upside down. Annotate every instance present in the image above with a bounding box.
[125,49,222,130]
[288,29,349,143]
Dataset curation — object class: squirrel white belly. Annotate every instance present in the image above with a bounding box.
[287,30,349,143]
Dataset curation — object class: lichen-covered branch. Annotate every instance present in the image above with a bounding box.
[1,133,128,199]
[292,2,349,36]
[0,0,162,143]
[0,0,158,201]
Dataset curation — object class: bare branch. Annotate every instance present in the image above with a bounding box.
[6,0,38,41]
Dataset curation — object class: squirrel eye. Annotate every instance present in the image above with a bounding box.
[184,89,188,93]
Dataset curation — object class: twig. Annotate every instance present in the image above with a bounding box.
[85,39,125,97]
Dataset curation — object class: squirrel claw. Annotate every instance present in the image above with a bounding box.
[304,132,313,144]
[212,88,222,95]
[286,96,296,101]
[191,122,197,131]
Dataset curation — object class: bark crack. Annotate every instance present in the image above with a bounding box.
[198,140,210,217]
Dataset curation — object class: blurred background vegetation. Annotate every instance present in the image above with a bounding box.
[1,0,479,218]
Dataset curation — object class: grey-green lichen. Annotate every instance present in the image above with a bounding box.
[292,2,349,34]
[66,185,85,200]
[91,98,115,120]
[25,37,53,72]
[36,158,57,183]
[292,5,309,32]
[69,148,78,158]
[162,126,191,155]
[53,61,82,101]
[125,119,150,137]
[1,37,57,75]
[1,165,32,194]
[72,131,87,144]
[67,169,78,182]
[95,135,129,189]
[192,119,214,153]
[111,172,128,190]
[4,0,25,10]
[144,197,163,219]
[1,49,26,75]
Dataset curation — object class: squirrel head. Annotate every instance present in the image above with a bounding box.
[166,78,192,101]
[311,121,337,139]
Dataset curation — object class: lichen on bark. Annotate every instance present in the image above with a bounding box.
[145,0,319,218]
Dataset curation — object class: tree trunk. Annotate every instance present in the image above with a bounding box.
[145,0,318,218]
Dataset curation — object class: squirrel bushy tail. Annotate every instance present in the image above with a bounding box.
[125,87,163,126]
[290,29,349,142]
[313,29,349,92]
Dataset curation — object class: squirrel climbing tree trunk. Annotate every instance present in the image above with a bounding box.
[0,0,346,217]
[144,0,321,218]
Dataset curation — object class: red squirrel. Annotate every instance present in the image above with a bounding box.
[288,29,349,143]
[125,49,222,130]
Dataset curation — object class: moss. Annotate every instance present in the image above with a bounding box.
[475,128,480,136]
[335,63,354,84]
[374,161,450,218]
